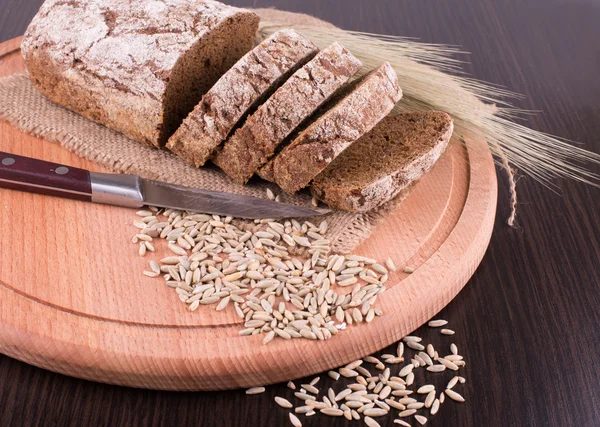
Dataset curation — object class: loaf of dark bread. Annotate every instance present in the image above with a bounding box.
[21,0,260,148]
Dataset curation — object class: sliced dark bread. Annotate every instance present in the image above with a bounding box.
[213,42,362,184]
[269,62,402,194]
[255,67,390,183]
[311,111,454,212]
[166,29,318,167]
[255,72,375,183]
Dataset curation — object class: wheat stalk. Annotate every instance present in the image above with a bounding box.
[259,22,600,189]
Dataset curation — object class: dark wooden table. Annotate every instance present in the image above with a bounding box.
[1,1,599,426]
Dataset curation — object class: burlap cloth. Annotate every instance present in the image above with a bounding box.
[0,9,406,255]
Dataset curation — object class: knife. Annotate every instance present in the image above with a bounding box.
[0,151,328,219]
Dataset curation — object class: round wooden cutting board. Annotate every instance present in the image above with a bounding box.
[0,35,497,390]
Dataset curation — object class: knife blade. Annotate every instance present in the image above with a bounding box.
[91,172,327,218]
[0,151,329,219]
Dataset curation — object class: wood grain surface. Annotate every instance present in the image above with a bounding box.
[0,0,599,426]
[0,35,497,389]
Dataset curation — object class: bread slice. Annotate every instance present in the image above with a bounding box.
[213,42,362,184]
[311,111,454,212]
[166,29,318,167]
[269,62,402,194]
[22,0,260,148]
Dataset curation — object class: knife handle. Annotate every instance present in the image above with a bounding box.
[0,151,92,202]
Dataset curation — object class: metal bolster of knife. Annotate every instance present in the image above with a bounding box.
[90,172,144,208]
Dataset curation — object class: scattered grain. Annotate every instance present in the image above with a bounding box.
[320,408,344,416]
[407,341,425,351]
[364,416,381,427]
[274,396,293,408]
[399,364,414,377]
[415,414,428,425]
[445,389,465,402]
[245,387,265,395]
[328,371,340,381]
[301,384,319,394]
[418,385,435,394]
[364,408,388,417]
[384,258,397,272]
[428,319,448,328]
[339,368,359,378]
[289,413,302,427]
[447,377,459,390]
[131,208,468,426]
[438,358,459,371]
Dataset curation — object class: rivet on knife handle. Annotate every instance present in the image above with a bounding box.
[0,151,92,202]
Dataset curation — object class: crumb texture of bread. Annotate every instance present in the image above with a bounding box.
[311,111,454,212]
[271,62,402,194]
[213,42,362,184]
[256,158,276,182]
[167,29,318,167]
[21,0,260,147]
